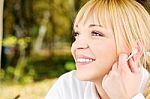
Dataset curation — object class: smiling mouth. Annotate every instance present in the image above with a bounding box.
[75,57,96,65]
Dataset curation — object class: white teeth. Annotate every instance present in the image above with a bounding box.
[76,58,94,62]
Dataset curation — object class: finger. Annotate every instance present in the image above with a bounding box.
[102,74,108,88]
[103,74,108,81]
[118,54,131,72]
[128,57,139,73]
[112,62,118,71]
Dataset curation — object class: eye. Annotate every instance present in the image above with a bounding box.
[91,31,104,37]
[73,31,79,38]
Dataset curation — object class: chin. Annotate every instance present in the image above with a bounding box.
[75,70,101,81]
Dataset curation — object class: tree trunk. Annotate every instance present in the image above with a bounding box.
[34,11,50,53]
[0,0,4,69]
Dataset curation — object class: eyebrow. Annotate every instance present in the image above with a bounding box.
[75,24,102,28]
[89,24,102,27]
[75,25,78,28]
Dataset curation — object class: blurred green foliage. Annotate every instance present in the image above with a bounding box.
[1,0,88,84]
[1,0,150,84]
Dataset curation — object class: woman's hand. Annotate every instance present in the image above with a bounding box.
[102,54,142,99]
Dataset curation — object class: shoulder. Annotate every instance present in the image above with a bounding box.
[141,67,149,85]
[59,70,77,80]
[45,70,89,99]
[140,67,150,93]
[57,70,87,88]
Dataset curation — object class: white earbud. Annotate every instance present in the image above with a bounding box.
[126,49,138,61]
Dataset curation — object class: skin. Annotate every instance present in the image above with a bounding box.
[71,15,142,99]
[102,54,142,99]
[71,14,117,81]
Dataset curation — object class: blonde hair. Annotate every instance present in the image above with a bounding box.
[74,0,150,98]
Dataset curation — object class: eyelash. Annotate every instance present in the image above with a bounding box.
[91,31,104,37]
[73,32,79,37]
[73,31,104,39]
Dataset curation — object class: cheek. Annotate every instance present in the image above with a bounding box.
[93,42,116,58]
[92,41,117,68]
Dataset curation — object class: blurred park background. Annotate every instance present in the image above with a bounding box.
[0,0,150,99]
[0,0,89,98]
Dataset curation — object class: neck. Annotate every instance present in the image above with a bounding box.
[94,79,110,99]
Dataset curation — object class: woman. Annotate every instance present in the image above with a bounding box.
[45,0,150,99]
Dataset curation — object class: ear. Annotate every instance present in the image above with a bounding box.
[132,40,144,61]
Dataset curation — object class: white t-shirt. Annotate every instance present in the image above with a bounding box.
[45,67,149,99]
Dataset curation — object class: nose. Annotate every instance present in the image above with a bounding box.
[72,38,89,49]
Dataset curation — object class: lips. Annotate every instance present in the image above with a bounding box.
[75,55,96,66]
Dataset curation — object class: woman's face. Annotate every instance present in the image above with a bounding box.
[71,15,117,81]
